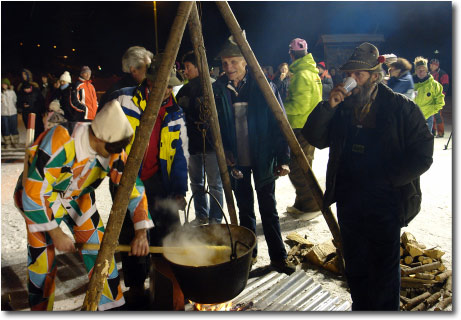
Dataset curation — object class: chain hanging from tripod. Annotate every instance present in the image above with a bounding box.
[195,95,212,194]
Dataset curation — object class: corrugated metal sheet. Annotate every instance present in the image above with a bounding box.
[186,269,351,311]
[230,270,351,311]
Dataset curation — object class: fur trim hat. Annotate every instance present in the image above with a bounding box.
[59,71,72,83]
[146,53,182,86]
[389,57,412,72]
[22,69,33,82]
[215,31,246,60]
[340,42,383,72]
[91,100,133,143]
[414,56,428,69]
[80,66,91,74]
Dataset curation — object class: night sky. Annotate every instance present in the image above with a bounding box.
[1,1,453,89]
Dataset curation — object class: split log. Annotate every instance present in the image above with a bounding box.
[400,282,432,289]
[435,270,452,282]
[323,255,341,274]
[410,262,422,268]
[443,275,452,294]
[424,249,445,260]
[285,232,314,247]
[403,256,414,265]
[414,273,435,280]
[434,296,452,311]
[402,292,431,310]
[438,264,446,272]
[401,277,437,285]
[305,241,337,267]
[406,243,424,257]
[417,256,432,264]
[400,246,404,257]
[425,291,443,307]
[288,244,301,256]
[401,261,441,276]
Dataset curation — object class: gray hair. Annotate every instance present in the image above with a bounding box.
[370,68,384,84]
[121,46,154,73]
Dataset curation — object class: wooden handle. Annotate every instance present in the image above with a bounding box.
[76,243,231,254]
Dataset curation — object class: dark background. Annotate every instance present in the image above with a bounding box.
[1,1,453,93]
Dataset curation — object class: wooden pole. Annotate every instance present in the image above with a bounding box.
[215,1,344,272]
[81,1,194,311]
[22,113,36,186]
[186,2,238,225]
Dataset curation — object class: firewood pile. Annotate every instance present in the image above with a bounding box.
[399,232,452,311]
[284,231,452,311]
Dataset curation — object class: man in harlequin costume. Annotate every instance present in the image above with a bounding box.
[13,100,154,311]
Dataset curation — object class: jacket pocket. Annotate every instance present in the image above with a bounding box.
[399,178,422,227]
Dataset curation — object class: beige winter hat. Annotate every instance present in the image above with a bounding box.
[91,100,133,143]
[59,71,72,83]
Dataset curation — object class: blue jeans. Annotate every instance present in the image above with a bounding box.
[189,152,224,223]
[426,115,434,133]
[1,114,18,136]
[232,167,287,261]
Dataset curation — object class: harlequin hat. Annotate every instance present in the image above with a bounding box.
[91,100,134,143]
[340,42,384,72]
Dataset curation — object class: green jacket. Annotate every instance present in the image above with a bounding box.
[413,74,445,119]
[284,53,323,128]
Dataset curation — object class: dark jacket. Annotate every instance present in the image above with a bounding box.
[272,76,290,102]
[99,74,138,110]
[302,83,434,225]
[17,83,46,139]
[176,76,214,155]
[213,72,290,189]
[55,84,89,122]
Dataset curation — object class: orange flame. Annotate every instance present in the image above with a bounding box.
[191,300,234,311]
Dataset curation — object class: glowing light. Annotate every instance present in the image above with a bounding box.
[63,56,68,59]
[72,48,76,52]
[37,44,40,47]
[98,66,102,70]
[53,45,57,49]
[19,42,23,46]
[192,300,233,311]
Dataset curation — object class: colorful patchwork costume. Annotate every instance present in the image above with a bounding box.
[14,123,153,311]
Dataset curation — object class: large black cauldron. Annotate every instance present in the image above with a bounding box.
[163,224,256,304]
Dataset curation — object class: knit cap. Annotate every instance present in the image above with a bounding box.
[59,71,72,83]
[1,78,10,86]
[81,66,91,74]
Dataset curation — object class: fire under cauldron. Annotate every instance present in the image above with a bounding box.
[163,223,256,304]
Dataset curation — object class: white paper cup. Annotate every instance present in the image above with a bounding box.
[343,77,357,93]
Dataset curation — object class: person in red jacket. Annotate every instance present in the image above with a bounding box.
[75,66,98,120]
[429,58,449,137]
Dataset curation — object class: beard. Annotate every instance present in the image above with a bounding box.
[342,77,376,109]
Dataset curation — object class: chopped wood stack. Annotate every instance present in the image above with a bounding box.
[285,231,452,311]
[398,232,451,311]
[285,232,341,274]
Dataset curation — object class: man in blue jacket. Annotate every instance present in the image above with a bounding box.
[213,34,295,275]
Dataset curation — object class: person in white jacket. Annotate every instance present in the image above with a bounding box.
[1,78,19,148]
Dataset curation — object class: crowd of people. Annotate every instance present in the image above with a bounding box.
[1,35,449,311]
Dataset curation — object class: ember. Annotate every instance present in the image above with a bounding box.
[191,300,254,311]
